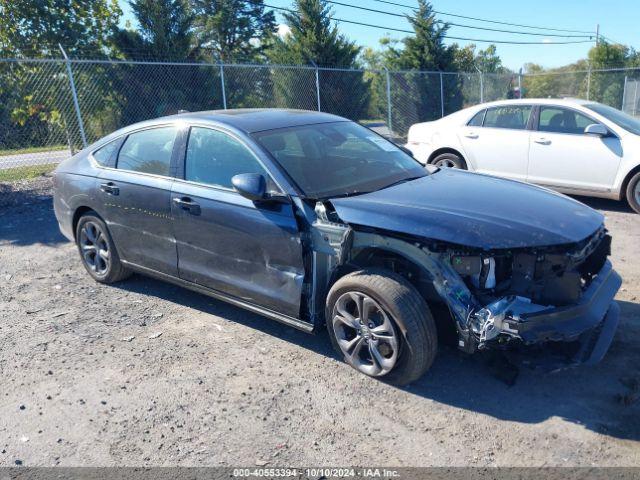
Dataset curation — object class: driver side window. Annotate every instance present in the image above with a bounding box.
[538,106,593,135]
[185,127,272,190]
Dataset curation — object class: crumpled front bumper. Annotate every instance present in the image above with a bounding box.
[508,260,621,367]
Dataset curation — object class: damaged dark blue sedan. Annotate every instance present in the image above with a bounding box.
[53,109,621,385]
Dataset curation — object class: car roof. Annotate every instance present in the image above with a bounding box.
[165,108,347,133]
[476,98,593,108]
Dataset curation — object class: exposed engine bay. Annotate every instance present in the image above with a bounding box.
[306,200,620,364]
[451,226,611,349]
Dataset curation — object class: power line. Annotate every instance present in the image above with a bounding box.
[266,4,595,45]
[370,0,595,35]
[325,0,593,38]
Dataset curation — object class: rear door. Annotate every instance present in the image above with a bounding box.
[458,104,533,181]
[97,125,180,276]
[527,105,622,192]
[171,125,305,318]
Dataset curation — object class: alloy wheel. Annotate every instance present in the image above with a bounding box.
[635,181,640,206]
[434,158,457,168]
[332,291,400,376]
[79,221,110,276]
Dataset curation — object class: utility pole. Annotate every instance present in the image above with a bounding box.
[595,24,600,45]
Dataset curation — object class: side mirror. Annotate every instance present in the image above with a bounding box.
[232,173,266,201]
[584,123,608,137]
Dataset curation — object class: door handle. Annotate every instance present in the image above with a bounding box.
[173,196,201,215]
[534,137,551,145]
[464,132,479,139]
[100,182,119,195]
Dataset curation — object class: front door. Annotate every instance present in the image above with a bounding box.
[171,126,305,318]
[527,106,622,193]
[97,125,179,276]
[458,104,533,181]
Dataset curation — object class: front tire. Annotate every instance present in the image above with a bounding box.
[75,213,131,283]
[626,171,640,214]
[325,268,438,385]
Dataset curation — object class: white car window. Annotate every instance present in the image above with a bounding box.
[467,109,485,127]
[538,107,594,135]
[484,106,532,130]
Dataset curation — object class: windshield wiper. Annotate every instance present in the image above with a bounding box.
[328,190,373,199]
[381,175,425,190]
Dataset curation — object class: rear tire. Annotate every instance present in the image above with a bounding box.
[75,213,131,284]
[325,268,438,386]
[431,152,466,169]
[625,171,640,214]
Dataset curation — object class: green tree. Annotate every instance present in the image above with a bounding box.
[113,0,195,60]
[382,0,458,134]
[0,0,121,57]
[109,0,219,129]
[192,0,276,63]
[0,0,122,150]
[268,0,369,120]
[588,42,629,107]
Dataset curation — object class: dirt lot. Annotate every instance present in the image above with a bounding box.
[0,178,639,467]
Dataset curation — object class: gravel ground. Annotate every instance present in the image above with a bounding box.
[0,180,639,467]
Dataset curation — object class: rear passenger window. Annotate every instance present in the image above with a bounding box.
[185,127,271,190]
[467,109,485,126]
[484,106,532,130]
[92,139,121,167]
[117,127,177,176]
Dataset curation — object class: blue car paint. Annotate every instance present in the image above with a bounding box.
[330,168,604,250]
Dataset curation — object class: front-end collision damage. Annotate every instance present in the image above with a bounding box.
[299,199,621,368]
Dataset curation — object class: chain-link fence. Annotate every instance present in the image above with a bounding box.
[2,57,640,179]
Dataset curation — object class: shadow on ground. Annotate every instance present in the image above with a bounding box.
[0,197,67,246]
[115,273,640,442]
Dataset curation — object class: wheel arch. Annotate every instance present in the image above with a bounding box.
[620,163,640,201]
[72,206,99,240]
[325,245,443,322]
[427,147,468,169]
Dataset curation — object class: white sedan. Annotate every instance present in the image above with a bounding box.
[405,98,640,213]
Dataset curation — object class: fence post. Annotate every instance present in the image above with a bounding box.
[475,65,484,103]
[518,68,523,99]
[58,44,87,148]
[383,67,392,131]
[634,80,639,116]
[622,75,628,111]
[311,61,321,112]
[586,63,592,101]
[218,62,227,109]
[439,72,445,117]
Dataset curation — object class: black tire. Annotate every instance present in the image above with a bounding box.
[325,268,438,385]
[625,171,640,214]
[75,213,131,284]
[431,152,466,169]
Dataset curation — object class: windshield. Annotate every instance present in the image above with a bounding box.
[584,103,640,136]
[253,121,427,198]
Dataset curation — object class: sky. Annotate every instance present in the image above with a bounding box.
[118,0,639,71]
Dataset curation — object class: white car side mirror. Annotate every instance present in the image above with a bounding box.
[584,123,608,136]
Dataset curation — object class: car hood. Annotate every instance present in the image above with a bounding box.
[329,169,604,249]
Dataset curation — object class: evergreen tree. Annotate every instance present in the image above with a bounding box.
[268,0,369,120]
[382,0,458,134]
[110,0,217,126]
[113,0,194,60]
[192,0,276,63]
